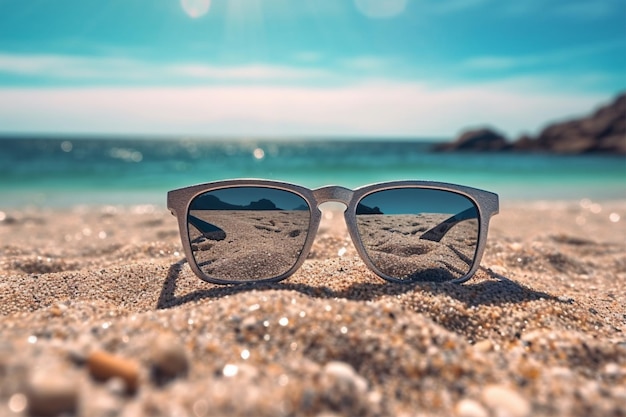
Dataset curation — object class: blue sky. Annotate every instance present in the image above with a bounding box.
[0,0,624,138]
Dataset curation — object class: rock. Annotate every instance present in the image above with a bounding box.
[319,361,370,414]
[455,398,489,417]
[322,361,368,395]
[150,334,189,384]
[247,198,279,210]
[356,203,384,215]
[434,128,509,152]
[473,339,493,353]
[434,92,625,154]
[191,194,282,211]
[26,369,79,417]
[513,92,626,154]
[513,134,534,151]
[481,384,531,417]
[87,350,140,393]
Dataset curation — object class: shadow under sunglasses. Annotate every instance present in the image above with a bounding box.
[156,258,558,311]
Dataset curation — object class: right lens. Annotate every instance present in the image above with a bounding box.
[355,188,479,282]
[187,187,311,282]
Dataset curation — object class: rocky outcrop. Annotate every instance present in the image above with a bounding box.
[512,93,625,154]
[435,92,626,154]
[191,195,282,210]
[433,128,508,152]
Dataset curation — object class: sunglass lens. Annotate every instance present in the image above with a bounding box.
[187,187,311,282]
[355,188,479,282]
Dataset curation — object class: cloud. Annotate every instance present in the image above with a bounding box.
[0,52,617,138]
[0,81,607,138]
[0,52,408,87]
[463,40,626,71]
[0,53,329,83]
[0,54,127,78]
[171,64,328,81]
[0,53,162,81]
[340,56,395,71]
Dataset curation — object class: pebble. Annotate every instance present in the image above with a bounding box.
[320,360,371,415]
[87,350,140,393]
[481,385,531,417]
[455,398,489,417]
[150,334,189,382]
[26,369,78,417]
[602,362,621,378]
[106,376,129,396]
[473,340,493,353]
[322,361,368,395]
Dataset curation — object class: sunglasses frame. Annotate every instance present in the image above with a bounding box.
[168,179,499,285]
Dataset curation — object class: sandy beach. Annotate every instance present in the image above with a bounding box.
[0,200,624,416]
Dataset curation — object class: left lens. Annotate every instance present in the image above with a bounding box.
[354,188,479,282]
[187,187,310,282]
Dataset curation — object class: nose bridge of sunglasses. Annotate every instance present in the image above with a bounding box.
[312,186,354,206]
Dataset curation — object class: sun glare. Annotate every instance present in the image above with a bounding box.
[181,0,211,18]
[354,0,407,18]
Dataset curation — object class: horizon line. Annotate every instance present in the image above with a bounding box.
[0,132,453,142]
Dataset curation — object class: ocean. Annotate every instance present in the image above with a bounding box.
[0,137,624,207]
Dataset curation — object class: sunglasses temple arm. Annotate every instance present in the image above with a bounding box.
[419,207,477,242]
[188,215,227,241]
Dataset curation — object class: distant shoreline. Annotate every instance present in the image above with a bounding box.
[1,138,623,208]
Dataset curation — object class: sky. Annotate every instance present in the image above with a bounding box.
[0,0,624,139]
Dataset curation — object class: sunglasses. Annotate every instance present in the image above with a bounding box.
[168,180,499,285]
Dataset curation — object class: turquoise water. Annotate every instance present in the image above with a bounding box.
[0,137,624,207]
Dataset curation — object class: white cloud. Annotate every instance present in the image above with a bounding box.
[340,56,396,71]
[0,53,329,82]
[171,64,328,81]
[0,53,156,80]
[0,81,607,138]
[463,41,626,71]
[0,53,615,138]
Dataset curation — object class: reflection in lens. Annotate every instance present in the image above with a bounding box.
[355,188,479,282]
[187,187,310,282]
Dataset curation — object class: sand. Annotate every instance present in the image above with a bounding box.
[0,200,624,416]
[356,214,478,282]
[188,210,311,282]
